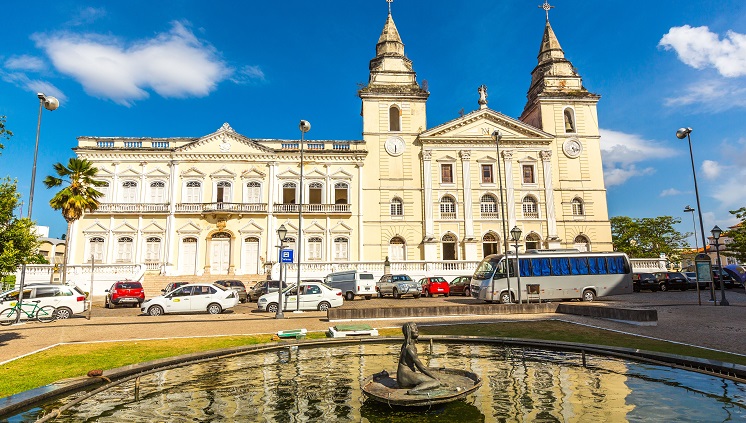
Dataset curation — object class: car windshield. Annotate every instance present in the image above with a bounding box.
[393,275,412,282]
[212,284,227,291]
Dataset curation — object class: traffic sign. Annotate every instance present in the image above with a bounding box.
[280,249,294,263]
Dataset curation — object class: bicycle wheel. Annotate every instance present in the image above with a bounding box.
[0,308,18,326]
[36,306,57,323]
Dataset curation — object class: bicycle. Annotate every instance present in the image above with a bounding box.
[0,300,57,325]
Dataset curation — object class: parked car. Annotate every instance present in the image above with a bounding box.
[247,281,262,302]
[632,273,659,292]
[213,280,248,303]
[418,277,450,297]
[105,280,145,308]
[654,272,688,291]
[376,274,420,299]
[324,270,376,300]
[248,280,288,302]
[256,282,343,312]
[684,272,698,290]
[0,284,87,319]
[711,266,737,289]
[141,283,238,316]
[161,281,189,295]
[449,276,472,296]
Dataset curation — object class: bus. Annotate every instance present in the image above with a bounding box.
[470,250,633,303]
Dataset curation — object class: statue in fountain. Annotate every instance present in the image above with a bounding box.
[397,322,442,393]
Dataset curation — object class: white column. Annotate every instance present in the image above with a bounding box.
[165,160,178,275]
[106,216,115,264]
[503,150,516,229]
[541,150,558,238]
[139,162,147,203]
[357,164,364,261]
[267,162,277,264]
[136,216,143,264]
[67,220,79,264]
[112,162,120,204]
[460,150,474,238]
[423,150,434,237]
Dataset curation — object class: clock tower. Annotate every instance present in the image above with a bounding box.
[359,4,429,261]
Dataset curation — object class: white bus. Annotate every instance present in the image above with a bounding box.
[324,270,376,301]
[470,250,633,303]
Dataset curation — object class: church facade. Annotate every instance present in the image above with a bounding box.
[66,8,612,278]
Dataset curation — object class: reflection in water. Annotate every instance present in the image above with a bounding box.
[15,343,746,422]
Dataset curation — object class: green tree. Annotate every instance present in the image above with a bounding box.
[0,178,40,277]
[610,216,689,262]
[726,207,746,263]
[0,115,13,153]
[44,158,105,283]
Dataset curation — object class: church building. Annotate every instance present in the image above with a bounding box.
[66,4,612,280]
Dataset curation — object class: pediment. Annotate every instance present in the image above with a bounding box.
[177,221,202,234]
[117,167,142,178]
[519,155,538,162]
[83,221,108,234]
[146,168,170,178]
[330,221,352,233]
[435,155,457,163]
[113,221,137,233]
[420,109,553,142]
[241,166,266,179]
[279,220,298,234]
[142,220,166,234]
[303,221,325,234]
[476,155,498,163]
[304,168,326,179]
[209,167,237,179]
[180,167,206,178]
[95,168,114,178]
[239,220,264,234]
[174,123,275,154]
[277,169,300,179]
[330,168,353,180]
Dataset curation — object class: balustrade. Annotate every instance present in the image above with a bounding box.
[273,203,351,214]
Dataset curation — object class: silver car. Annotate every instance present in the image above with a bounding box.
[376,274,420,299]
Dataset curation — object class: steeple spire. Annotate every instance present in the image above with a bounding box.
[376,7,404,57]
[537,19,565,65]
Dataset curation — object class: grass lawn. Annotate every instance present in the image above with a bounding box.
[1,320,744,398]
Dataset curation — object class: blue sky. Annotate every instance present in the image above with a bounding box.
[1,1,746,248]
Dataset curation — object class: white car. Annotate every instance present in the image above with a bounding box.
[141,283,239,316]
[0,284,88,319]
[257,282,343,312]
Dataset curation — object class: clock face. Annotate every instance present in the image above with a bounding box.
[385,136,406,156]
[563,139,582,158]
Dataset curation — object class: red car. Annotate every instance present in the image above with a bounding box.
[417,277,450,297]
[105,280,145,308]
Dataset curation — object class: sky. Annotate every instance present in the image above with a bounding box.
[1,0,746,249]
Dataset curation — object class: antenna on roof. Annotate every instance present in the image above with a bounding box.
[458,108,465,117]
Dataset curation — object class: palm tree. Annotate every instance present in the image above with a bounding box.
[44,158,105,284]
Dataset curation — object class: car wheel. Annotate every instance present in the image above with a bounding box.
[365,296,372,300]
[425,290,431,298]
[55,307,73,320]
[582,289,596,302]
[207,303,222,315]
[148,305,164,316]
[444,293,449,297]
[659,283,668,292]
[464,288,471,297]
[393,289,400,299]
[318,301,331,311]
[413,293,421,299]
[345,292,355,301]
[499,291,512,304]
[267,303,279,313]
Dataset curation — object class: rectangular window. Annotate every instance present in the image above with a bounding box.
[570,257,589,275]
[522,165,535,184]
[441,164,453,184]
[551,258,571,276]
[481,165,493,183]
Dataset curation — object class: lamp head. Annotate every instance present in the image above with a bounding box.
[676,127,692,139]
[277,224,287,241]
[684,205,695,213]
[711,225,722,240]
[299,120,311,133]
[491,130,501,142]
[38,93,59,111]
[510,225,522,242]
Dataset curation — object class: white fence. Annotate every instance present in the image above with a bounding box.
[14,264,146,296]
[629,257,668,273]
[271,260,481,284]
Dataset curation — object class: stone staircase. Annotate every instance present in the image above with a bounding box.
[142,274,268,297]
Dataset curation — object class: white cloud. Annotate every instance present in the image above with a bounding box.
[659,25,746,77]
[67,7,107,26]
[230,65,266,84]
[0,71,66,101]
[4,55,45,72]
[663,79,746,112]
[660,188,683,197]
[599,129,678,186]
[32,21,233,106]
[702,160,722,179]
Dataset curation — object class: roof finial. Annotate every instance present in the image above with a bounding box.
[539,0,554,21]
[387,0,393,14]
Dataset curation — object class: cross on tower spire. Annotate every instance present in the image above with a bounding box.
[386,0,393,14]
[539,0,554,21]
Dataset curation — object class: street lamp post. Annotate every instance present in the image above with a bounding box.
[711,225,729,306]
[296,120,310,312]
[683,205,701,303]
[276,224,287,319]
[676,127,710,306]
[491,130,511,304]
[16,93,59,323]
[510,226,522,304]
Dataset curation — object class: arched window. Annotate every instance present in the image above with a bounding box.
[389,105,401,132]
[334,182,348,204]
[480,194,498,218]
[145,237,161,263]
[150,181,166,203]
[334,237,349,260]
[216,181,232,203]
[482,232,500,256]
[246,181,261,203]
[390,197,403,216]
[525,233,541,250]
[284,236,297,262]
[88,237,105,263]
[389,236,406,261]
[522,196,539,219]
[564,107,576,133]
[307,237,322,260]
[308,181,323,204]
[185,181,202,203]
[572,198,585,216]
[440,196,456,219]
[282,182,297,204]
[574,234,590,252]
[121,181,138,203]
[442,233,457,260]
[116,236,134,263]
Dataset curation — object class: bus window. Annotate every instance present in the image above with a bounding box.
[474,256,501,280]
[503,259,517,278]
[530,258,551,276]
[519,259,531,277]
[607,256,624,274]
[589,257,607,275]
[570,257,589,275]
[551,258,571,276]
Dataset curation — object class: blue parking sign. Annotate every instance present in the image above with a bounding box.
[280,249,294,263]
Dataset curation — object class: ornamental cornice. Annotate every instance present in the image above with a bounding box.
[419,138,553,147]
